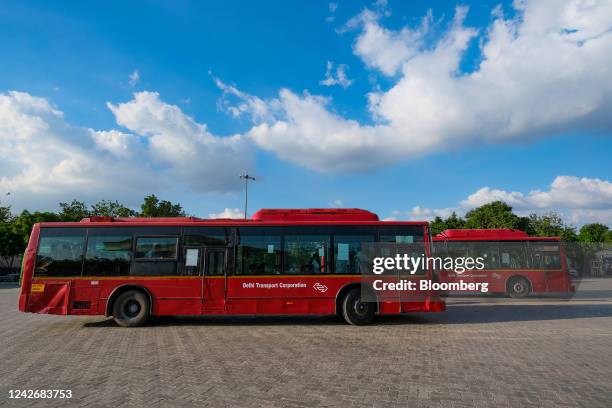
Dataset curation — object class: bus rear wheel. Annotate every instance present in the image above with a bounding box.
[507,277,530,299]
[341,288,375,325]
[113,290,150,327]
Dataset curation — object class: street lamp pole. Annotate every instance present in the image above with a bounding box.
[239,173,256,219]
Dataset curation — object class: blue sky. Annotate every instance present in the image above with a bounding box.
[0,0,611,225]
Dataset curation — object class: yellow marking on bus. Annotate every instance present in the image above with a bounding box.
[30,283,45,293]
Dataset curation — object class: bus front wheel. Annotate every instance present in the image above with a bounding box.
[113,290,150,327]
[507,277,530,299]
[341,288,375,325]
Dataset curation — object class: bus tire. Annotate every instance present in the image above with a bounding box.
[341,288,375,325]
[507,276,530,299]
[113,290,150,327]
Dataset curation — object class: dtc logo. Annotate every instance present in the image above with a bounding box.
[313,283,328,293]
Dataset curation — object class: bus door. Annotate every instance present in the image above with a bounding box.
[531,242,566,292]
[202,247,227,310]
[184,246,226,311]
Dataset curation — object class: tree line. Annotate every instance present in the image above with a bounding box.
[0,195,184,271]
[0,198,610,273]
[430,201,611,242]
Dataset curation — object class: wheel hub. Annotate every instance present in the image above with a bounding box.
[125,300,141,318]
[353,299,368,316]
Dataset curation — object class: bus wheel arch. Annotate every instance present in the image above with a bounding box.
[106,285,153,318]
[336,283,378,325]
[506,275,532,298]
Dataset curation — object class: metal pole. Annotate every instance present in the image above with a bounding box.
[239,174,255,219]
[244,177,248,219]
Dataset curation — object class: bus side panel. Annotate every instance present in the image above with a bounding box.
[440,269,549,294]
[524,271,547,293]
[486,271,547,294]
[67,281,100,315]
[19,224,40,313]
[226,276,349,315]
[26,281,71,315]
[545,271,570,292]
[438,269,508,293]
[546,250,573,292]
[225,298,336,315]
[98,278,202,316]
[147,279,202,315]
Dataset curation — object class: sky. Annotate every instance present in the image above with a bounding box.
[0,0,611,225]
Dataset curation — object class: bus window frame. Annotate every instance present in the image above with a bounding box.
[34,227,88,278]
[132,235,180,262]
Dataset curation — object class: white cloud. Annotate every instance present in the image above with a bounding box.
[239,1,612,172]
[460,177,612,211]
[209,208,244,219]
[374,0,388,9]
[326,3,338,22]
[407,176,612,226]
[107,91,254,192]
[343,8,431,76]
[566,209,612,226]
[213,77,274,122]
[0,90,254,211]
[408,206,454,221]
[328,199,344,207]
[0,91,154,209]
[128,70,140,87]
[90,129,135,157]
[320,61,354,89]
[247,89,391,171]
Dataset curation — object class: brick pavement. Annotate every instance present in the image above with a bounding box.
[1,281,611,407]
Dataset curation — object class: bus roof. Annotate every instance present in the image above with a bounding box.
[37,208,429,227]
[433,229,560,241]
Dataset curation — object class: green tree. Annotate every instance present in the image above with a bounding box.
[11,210,61,250]
[527,212,577,242]
[0,202,11,222]
[139,194,185,217]
[578,223,610,243]
[559,227,579,243]
[430,212,466,235]
[464,201,529,230]
[59,199,90,221]
[0,222,22,271]
[91,200,136,217]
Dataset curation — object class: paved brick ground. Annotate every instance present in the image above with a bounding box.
[1,280,611,408]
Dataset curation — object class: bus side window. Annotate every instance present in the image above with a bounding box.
[35,228,86,277]
[84,232,132,276]
[378,226,426,274]
[132,236,179,276]
[236,228,282,275]
[284,234,330,274]
[530,243,561,269]
[333,233,374,274]
[468,241,500,269]
[499,243,528,269]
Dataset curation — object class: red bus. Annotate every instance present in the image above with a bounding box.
[18,208,445,326]
[433,229,575,298]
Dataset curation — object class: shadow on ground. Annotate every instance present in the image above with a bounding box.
[82,303,612,328]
